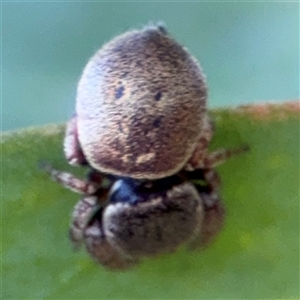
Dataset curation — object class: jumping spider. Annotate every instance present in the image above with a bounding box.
[44,24,247,270]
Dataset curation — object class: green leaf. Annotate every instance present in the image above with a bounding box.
[2,102,299,299]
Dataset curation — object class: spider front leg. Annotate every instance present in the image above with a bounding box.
[42,164,109,249]
[188,168,225,249]
[198,169,225,247]
[69,195,102,249]
[84,216,138,270]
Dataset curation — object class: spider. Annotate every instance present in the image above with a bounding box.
[43,23,248,270]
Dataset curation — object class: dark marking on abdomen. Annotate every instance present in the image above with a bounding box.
[153,116,162,128]
[115,86,125,99]
[154,92,162,101]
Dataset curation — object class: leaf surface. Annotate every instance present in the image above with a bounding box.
[2,102,299,299]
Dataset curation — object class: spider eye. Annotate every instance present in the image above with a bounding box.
[109,178,139,204]
[109,175,184,205]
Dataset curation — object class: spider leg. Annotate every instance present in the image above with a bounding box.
[185,114,249,170]
[41,163,111,249]
[187,145,249,170]
[41,162,101,195]
[69,196,99,249]
[188,168,225,249]
[84,218,138,270]
[64,114,88,166]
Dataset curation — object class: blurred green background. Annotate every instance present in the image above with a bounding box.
[2,2,299,131]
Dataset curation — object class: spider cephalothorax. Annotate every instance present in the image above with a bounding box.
[45,166,225,270]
